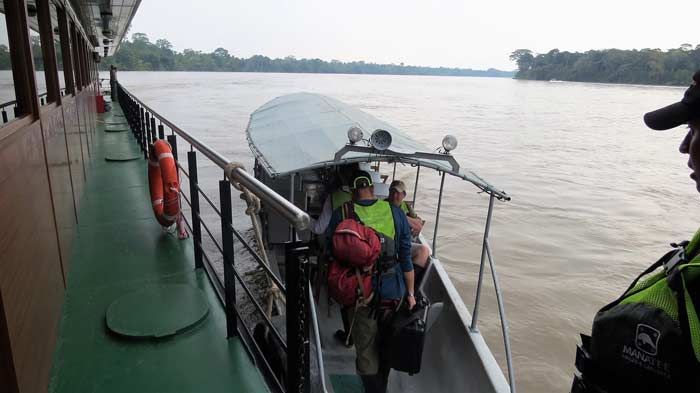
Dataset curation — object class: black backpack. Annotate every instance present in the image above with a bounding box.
[572,242,700,392]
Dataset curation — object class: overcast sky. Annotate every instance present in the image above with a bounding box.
[126,0,695,70]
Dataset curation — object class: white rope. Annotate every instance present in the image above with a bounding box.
[225,162,285,318]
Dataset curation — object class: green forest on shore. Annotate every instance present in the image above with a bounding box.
[0,33,513,78]
[510,45,700,85]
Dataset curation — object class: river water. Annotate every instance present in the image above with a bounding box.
[9,71,699,392]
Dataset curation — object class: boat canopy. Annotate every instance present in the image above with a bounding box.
[246,93,509,200]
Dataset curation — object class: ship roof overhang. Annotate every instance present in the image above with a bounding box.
[7,0,141,58]
[66,0,140,56]
[246,93,509,200]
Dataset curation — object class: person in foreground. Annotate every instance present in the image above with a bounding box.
[572,71,700,393]
[327,171,415,393]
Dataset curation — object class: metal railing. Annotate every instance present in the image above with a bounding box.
[1,88,69,124]
[0,99,19,124]
[116,82,314,393]
[469,193,516,393]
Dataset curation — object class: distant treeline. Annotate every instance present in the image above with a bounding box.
[89,33,514,77]
[510,45,700,85]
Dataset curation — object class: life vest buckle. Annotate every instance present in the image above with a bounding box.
[664,243,688,274]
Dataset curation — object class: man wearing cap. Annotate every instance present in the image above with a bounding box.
[327,170,415,393]
[645,72,700,188]
[386,180,430,268]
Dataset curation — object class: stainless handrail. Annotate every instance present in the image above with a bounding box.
[308,284,328,393]
[470,193,516,392]
[119,85,310,231]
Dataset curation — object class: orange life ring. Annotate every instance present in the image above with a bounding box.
[148,140,180,226]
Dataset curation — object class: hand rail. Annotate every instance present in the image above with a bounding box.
[118,84,310,231]
[116,82,316,393]
[469,193,516,393]
[0,99,17,111]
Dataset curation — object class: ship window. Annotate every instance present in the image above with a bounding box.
[70,22,82,91]
[28,4,55,105]
[0,11,18,124]
[49,2,66,94]
[29,29,49,104]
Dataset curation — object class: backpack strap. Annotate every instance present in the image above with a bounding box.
[342,201,362,223]
[601,245,685,311]
[666,267,700,381]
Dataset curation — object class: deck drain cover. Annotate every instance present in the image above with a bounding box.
[105,152,141,161]
[106,284,209,338]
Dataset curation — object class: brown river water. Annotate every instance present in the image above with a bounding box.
[9,71,700,392]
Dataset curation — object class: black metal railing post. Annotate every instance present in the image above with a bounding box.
[1,109,6,123]
[145,111,151,143]
[140,106,147,158]
[158,123,165,140]
[187,151,204,269]
[286,242,311,393]
[13,106,19,118]
[151,117,157,142]
[219,180,237,338]
[167,134,178,161]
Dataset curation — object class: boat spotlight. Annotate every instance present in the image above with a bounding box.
[442,134,458,153]
[347,126,363,144]
[370,129,392,151]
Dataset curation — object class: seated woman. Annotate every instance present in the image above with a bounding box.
[386,180,430,268]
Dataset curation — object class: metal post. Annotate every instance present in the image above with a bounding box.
[40,97,45,106]
[470,193,495,332]
[140,106,147,158]
[431,172,446,258]
[220,180,237,338]
[158,124,165,140]
[412,165,420,206]
[145,112,151,144]
[289,173,296,241]
[485,240,516,393]
[392,161,397,182]
[1,109,6,123]
[151,117,156,142]
[13,106,19,118]
[167,134,178,161]
[187,151,204,269]
[286,242,310,393]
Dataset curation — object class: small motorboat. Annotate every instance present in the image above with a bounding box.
[246,93,515,393]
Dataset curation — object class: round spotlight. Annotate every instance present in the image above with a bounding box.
[442,134,458,152]
[347,126,363,144]
[370,129,392,151]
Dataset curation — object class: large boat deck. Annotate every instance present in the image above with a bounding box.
[48,104,269,393]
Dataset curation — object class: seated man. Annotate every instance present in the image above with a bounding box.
[386,180,430,268]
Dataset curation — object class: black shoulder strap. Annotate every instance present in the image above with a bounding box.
[342,201,361,223]
[600,247,681,312]
[667,267,700,373]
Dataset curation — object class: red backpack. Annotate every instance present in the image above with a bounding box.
[328,202,382,306]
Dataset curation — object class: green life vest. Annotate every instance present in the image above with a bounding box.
[575,227,700,391]
[331,189,352,210]
[399,201,410,215]
[352,200,395,240]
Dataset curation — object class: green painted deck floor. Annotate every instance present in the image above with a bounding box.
[49,104,270,392]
